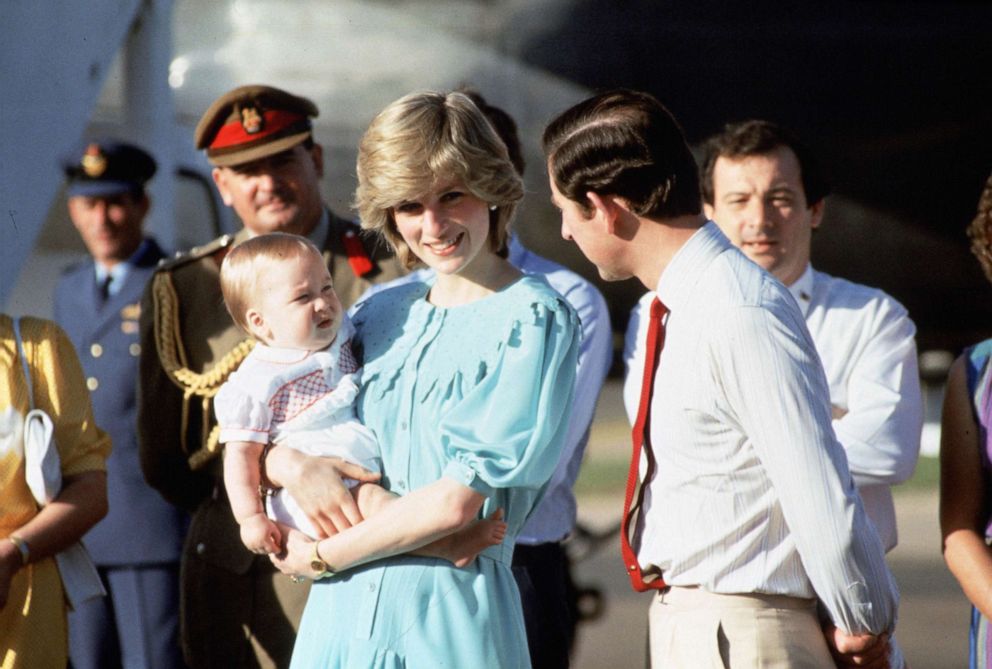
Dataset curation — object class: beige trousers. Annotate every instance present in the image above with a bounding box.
[648,586,836,668]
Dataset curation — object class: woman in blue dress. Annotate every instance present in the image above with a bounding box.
[267,90,581,668]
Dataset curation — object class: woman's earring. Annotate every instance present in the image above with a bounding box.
[489,204,498,211]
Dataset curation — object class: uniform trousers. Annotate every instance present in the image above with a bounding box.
[180,549,309,669]
[512,542,578,669]
[68,563,184,669]
[648,586,835,668]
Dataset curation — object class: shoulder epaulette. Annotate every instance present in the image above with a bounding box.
[155,233,236,272]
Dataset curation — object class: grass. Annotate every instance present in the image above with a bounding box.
[899,454,940,492]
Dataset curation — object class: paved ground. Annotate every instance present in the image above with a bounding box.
[567,381,969,668]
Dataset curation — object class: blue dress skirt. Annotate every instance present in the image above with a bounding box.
[290,276,580,668]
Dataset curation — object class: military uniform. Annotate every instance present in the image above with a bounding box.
[139,220,401,668]
[137,85,405,668]
[56,238,189,669]
[55,140,189,669]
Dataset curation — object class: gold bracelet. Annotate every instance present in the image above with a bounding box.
[8,535,30,566]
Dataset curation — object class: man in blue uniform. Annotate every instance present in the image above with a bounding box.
[55,140,188,669]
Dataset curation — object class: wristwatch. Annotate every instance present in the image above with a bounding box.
[310,541,334,580]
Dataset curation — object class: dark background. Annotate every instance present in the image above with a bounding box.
[503,0,992,355]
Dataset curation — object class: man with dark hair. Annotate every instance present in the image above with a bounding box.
[632,119,922,558]
[544,90,897,667]
[137,84,403,669]
[56,140,188,669]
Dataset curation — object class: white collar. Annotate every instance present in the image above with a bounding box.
[786,265,815,317]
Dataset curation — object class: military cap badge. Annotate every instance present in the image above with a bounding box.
[241,105,264,134]
[81,143,108,177]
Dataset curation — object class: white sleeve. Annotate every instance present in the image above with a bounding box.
[715,303,899,635]
[832,304,922,486]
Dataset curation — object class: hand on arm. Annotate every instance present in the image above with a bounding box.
[270,476,486,578]
[0,470,107,611]
[263,446,380,537]
[940,356,992,619]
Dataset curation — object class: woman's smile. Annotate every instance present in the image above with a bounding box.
[424,232,465,256]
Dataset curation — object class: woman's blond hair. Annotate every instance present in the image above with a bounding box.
[354,90,524,269]
[219,232,322,336]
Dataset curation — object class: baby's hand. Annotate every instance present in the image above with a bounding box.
[240,513,282,554]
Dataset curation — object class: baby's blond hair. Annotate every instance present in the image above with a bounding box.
[220,232,323,337]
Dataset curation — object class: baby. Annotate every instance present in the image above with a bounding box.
[215,232,504,563]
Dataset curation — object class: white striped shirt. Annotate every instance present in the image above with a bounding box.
[633,222,897,635]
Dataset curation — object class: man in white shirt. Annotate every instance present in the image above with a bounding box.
[544,89,897,667]
[628,119,922,553]
[702,120,923,552]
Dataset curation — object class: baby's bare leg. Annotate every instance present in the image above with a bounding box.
[352,483,507,567]
[423,510,507,567]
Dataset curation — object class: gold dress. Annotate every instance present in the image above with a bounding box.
[0,315,110,669]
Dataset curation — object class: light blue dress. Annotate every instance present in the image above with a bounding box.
[290,275,580,668]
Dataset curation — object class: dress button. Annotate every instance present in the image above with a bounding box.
[368,582,376,592]
[196,543,206,555]
[90,343,103,358]
[129,343,141,357]
[86,377,99,391]
[395,480,405,490]
[400,421,408,430]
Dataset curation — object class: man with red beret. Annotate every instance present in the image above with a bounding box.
[137,84,403,669]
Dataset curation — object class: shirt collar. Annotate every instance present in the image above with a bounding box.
[252,344,314,364]
[786,264,815,317]
[95,238,153,296]
[656,221,734,312]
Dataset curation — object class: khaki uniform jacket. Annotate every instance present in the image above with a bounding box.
[137,212,403,668]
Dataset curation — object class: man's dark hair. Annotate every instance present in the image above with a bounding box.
[459,88,526,177]
[542,88,701,220]
[699,119,831,207]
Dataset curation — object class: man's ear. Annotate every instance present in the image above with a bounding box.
[586,191,635,234]
[586,191,621,233]
[308,143,325,179]
[212,167,234,206]
[703,202,715,220]
[809,198,825,230]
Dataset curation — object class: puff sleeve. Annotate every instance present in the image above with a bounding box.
[440,298,580,497]
[214,370,273,445]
